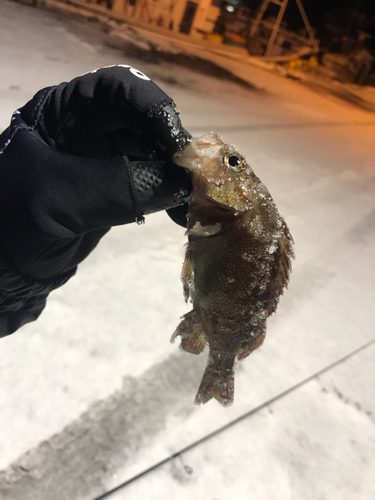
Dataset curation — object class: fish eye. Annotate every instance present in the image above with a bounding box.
[223,154,244,171]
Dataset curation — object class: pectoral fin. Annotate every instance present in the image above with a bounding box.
[181,246,194,302]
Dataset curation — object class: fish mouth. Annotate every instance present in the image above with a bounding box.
[171,134,222,172]
[172,134,236,215]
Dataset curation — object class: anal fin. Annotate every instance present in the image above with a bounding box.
[171,310,206,355]
[237,329,266,361]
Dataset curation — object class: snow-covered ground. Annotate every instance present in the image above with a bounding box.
[0,1,374,499]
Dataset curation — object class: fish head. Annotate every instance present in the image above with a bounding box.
[172,134,267,213]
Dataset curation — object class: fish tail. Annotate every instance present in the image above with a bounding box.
[195,354,235,407]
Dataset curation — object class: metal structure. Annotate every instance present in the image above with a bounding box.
[249,0,318,57]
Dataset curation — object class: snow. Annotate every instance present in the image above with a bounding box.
[110,345,375,500]
[0,1,375,499]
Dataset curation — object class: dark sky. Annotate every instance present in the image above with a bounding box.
[242,0,375,50]
[241,0,374,29]
[284,0,374,30]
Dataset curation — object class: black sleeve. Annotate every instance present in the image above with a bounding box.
[0,254,75,337]
[0,67,191,337]
[1,98,78,337]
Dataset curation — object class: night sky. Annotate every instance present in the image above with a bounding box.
[242,0,375,52]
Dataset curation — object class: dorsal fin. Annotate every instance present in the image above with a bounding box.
[278,222,294,292]
[268,221,294,315]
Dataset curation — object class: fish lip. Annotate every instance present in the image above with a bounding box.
[171,140,198,170]
[171,135,220,172]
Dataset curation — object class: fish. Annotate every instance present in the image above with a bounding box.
[170,133,294,406]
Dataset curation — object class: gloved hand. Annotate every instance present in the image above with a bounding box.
[0,65,191,282]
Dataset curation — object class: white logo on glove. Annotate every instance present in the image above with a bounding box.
[84,65,150,81]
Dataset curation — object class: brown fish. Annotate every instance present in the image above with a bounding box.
[171,134,294,406]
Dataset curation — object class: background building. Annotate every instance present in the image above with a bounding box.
[109,0,221,37]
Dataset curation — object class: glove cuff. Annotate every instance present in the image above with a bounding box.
[0,86,56,154]
[0,253,76,337]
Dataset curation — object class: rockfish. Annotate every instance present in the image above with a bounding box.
[171,134,294,406]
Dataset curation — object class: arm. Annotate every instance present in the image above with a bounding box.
[0,65,191,337]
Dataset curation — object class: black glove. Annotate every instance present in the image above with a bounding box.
[0,65,191,283]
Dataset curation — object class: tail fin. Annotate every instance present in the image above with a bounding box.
[195,355,235,407]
